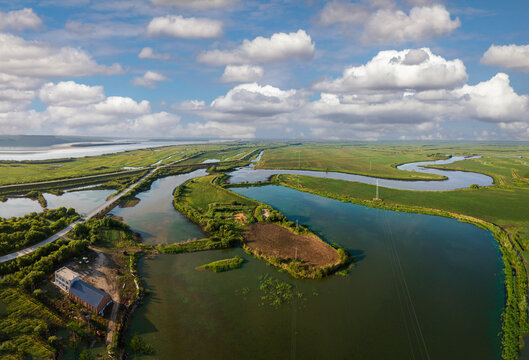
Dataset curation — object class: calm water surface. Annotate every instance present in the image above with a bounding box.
[0,140,206,161]
[113,170,206,245]
[228,154,493,191]
[127,185,504,359]
[0,197,41,218]
[44,189,114,215]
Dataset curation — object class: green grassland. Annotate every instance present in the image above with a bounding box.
[426,155,529,187]
[177,144,266,165]
[178,175,256,213]
[276,174,529,233]
[0,142,265,187]
[256,142,529,181]
[256,143,447,180]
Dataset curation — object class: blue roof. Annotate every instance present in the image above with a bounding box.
[69,280,110,309]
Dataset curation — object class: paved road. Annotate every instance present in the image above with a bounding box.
[0,152,254,263]
[0,168,147,191]
[0,167,158,263]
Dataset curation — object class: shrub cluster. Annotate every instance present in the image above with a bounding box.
[0,207,80,256]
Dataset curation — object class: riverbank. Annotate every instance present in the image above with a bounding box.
[166,175,350,279]
[272,174,528,359]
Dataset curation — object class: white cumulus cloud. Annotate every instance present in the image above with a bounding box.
[362,5,460,44]
[39,81,105,107]
[132,71,169,88]
[319,1,368,25]
[454,73,529,122]
[178,83,305,127]
[318,3,460,44]
[221,65,264,83]
[0,33,122,78]
[198,30,315,65]
[147,15,223,39]
[138,47,171,60]
[314,48,467,92]
[150,0,237,10]
[0,8,42,31]
[481,44,529,72]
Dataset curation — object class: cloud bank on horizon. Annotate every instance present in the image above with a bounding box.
[0,0,528,140]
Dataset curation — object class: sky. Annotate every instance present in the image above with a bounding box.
[0,0,528,141]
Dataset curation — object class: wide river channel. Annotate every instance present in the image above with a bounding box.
[0,156,504,359]
[116,171,503,360]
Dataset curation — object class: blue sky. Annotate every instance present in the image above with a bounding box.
[0,0,528,140]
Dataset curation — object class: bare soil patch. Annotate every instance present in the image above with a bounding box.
[244,223,339,267]
[234,213,247,224]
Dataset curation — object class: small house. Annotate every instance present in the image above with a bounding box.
[54,266,80,292]
[54,267,112,315]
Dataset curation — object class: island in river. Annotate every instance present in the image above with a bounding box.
[0,141,527,360]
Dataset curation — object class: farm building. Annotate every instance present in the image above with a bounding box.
[54,266,79,292]
[54,267,112,315]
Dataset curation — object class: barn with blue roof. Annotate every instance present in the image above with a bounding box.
[55,267,113,315]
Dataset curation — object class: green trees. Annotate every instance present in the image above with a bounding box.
[129,334,154,354]
[0,207,80,256]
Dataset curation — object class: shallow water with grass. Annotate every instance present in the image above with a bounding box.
[127,185,504,359]
[113,170,206,245]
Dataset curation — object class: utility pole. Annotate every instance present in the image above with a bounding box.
[298,151,301,169]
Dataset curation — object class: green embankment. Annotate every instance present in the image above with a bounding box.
[273,173,528,360]
[196,256,244,272]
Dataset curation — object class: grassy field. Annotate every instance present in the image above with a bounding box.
[0,142,265,187]
[179,175,256,213]
[177,143,266,165]
[427,155,529,186]
[276,174,529,235]
[256,143,447,180]
[256,142,529,181]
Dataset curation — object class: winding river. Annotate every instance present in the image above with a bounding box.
[228,154,493,191]
[0,152,505,359]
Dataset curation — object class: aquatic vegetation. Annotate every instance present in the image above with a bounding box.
[196,256,244,272]
[129,334,154,355]
[258,275,304,309]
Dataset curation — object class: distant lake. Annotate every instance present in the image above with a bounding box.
[0,140,212,161]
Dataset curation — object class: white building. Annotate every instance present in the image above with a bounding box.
[54,266,80,292]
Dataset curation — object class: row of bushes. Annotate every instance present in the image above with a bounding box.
[196,256,244,272]
[0,207,80,256]
[0,169,147,196]
[70,217,130,244]
[1,239,90,291]
[158,237,233,254]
